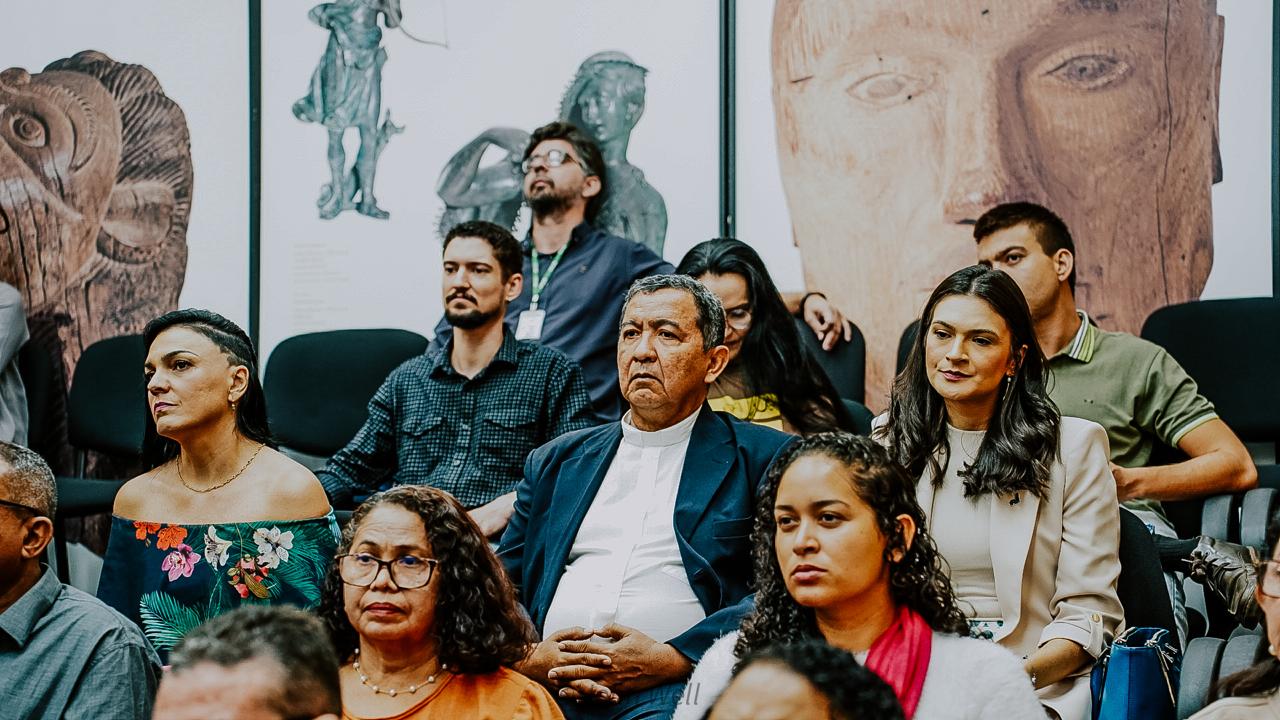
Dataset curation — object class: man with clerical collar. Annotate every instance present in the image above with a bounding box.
[500,274,792,719]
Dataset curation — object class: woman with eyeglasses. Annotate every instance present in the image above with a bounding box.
[677,239,860,435]
[98,309,338,663]
[1191,511,1280,718]
[320,485,563,719]
[876,266,1123,720]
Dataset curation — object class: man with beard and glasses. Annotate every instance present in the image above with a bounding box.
[434,121,673,422]
[319,220,594,538]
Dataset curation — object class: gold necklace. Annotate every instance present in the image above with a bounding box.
[176,443,265,494]
[353,647,447,697]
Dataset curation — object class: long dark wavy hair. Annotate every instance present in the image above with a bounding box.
[1213,510,1280,700]
[736,433,969,662]
[876,266,1060,499]
[142,309,273,464]
[676,238,855,434]
[318,486,537,674]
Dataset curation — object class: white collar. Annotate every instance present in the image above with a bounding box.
[620,407,701,448]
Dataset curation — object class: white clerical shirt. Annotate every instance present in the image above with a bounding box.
[541,408,706,643]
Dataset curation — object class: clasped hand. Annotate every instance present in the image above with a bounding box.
[522,624,691,704]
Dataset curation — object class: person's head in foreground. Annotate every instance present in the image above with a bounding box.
[319,486,539,713]
[617,274,729,430]
[880,265,1058,498]
[441,219,524,331]
[707,639,905,720]
[736,432,967,715]
[155,605,341,720]
[0,441,54,604]
[1206,511,1280,706]
[677,238,855,434]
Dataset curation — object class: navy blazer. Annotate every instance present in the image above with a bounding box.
[498,407,792,663]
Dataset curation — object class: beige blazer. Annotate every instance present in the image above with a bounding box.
[901,416,1124,720]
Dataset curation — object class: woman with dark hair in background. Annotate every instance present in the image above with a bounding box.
[1191,511,1280,718]
[877,266,1122,720]
[320,485,563,719]
[677,239,861,434]
[675,433,1041,720]
[98,309,336,661]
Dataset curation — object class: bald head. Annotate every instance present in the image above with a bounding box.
[0,443,55,518]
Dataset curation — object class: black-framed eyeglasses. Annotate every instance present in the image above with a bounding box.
[0,498,41,516]
[337,553,439,589]
[1257,559,1280,598]
[521,148,582,174]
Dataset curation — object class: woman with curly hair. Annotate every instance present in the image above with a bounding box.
[674,433,1041,720]
[320,485,562,719]
[877,266,1122,720]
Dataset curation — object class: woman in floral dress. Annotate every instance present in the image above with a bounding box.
[98,309,338,661]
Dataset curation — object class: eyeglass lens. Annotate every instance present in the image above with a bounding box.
[521,149,574,174]
[339,554,435,589]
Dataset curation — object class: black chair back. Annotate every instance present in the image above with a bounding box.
[67,335,148,457]
[896,319,920,376]
[1118,507,1180,650]
[795,317,866,404]
[1141,298,1280,444]
[17,340,59,453]
[264,329,429,457]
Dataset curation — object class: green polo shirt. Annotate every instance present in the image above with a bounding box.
[1047,311,1218,519]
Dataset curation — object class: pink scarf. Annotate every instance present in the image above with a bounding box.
[865,606,933,719]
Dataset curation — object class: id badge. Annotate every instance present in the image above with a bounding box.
[515,309,546,340]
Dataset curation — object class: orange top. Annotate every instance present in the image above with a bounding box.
[342,667,565,720]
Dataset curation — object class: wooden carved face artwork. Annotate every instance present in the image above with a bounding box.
[772,0,1222,405]
[0,50,191,380]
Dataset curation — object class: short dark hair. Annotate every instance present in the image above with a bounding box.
[622,274,725,350]
[169,605,341,717]
[0,442,55,517]
[319,486,537,674]
[973,202,1077,292]
[726,640,905,720]
[142,309,272,462]
[524,120,607,221]
[444,220,523,280]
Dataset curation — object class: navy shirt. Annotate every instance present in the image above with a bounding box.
[435,222,672,420]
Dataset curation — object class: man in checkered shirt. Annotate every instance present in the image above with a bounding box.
[319,220,595,537]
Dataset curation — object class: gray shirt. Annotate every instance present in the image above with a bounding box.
[0,282,28,445]
[0,567,161,719]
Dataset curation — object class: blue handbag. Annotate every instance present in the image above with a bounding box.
[1090,627,1181,720]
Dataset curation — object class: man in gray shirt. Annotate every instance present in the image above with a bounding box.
[0,283,28,445]
[0,442,160,719]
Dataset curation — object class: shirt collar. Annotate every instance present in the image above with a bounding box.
[620,406,701,448]
[429,327,521,378]
[1055,309,1097,363]
[523,221,594,256]
[0,567,61,648]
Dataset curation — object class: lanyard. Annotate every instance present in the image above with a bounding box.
[529,242,569,311]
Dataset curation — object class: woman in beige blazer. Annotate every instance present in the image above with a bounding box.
[877,266,1123,720]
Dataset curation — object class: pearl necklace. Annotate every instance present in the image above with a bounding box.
[353,648,447,697]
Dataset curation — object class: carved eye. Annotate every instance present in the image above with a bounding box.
[1047,54,1131,91]
[846,72,933,108]
[8,112,47,148]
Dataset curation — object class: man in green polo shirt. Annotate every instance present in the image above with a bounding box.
[973,201,1257,643]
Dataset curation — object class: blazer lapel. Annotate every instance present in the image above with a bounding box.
[989,489,1040,640]
[673,409,734,541]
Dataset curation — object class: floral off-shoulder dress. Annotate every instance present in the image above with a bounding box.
[97,513,340,662]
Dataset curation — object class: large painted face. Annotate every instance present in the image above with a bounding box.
[773,0,1221,404]
[0,52,191,379]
